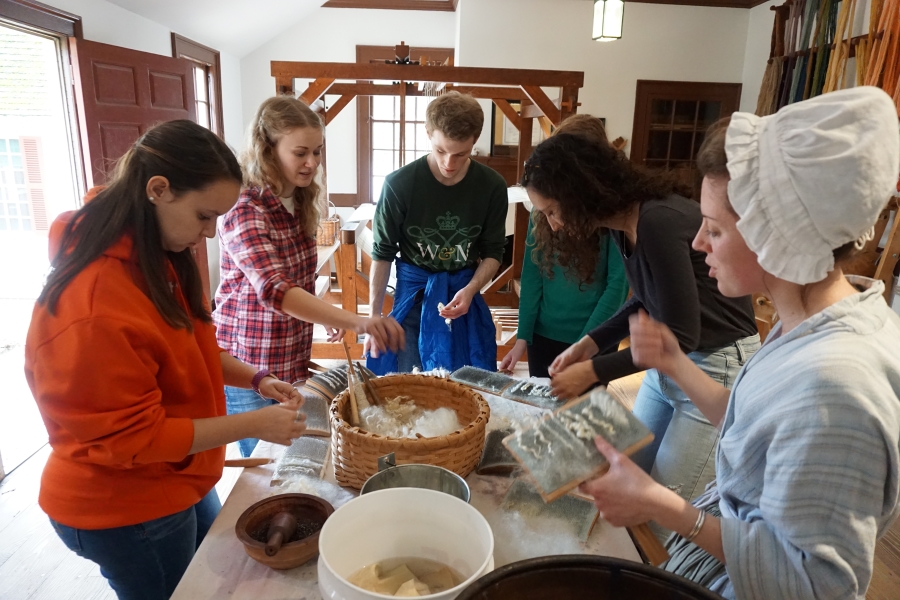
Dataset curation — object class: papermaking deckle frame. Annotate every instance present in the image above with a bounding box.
[503,388,653,502]
[450,366,560,410]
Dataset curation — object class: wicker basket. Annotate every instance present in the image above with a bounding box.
[330,374,490,489]
[316,200,340,246]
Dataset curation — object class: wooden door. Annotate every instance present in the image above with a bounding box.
[70,38,197,187]
[68,39,211,295]
[630,81,742,196]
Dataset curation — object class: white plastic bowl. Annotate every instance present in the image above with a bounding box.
[318,487,494,600]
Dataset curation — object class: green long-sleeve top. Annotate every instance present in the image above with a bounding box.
[517,219,629,346]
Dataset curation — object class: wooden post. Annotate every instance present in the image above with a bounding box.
[339,222,364,345]
[399,79,406,165]
[517,100,534,181]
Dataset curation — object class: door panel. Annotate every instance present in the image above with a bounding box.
[69,38,208,295]
[70,38,196,188]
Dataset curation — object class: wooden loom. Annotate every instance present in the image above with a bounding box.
[271,56,585,358]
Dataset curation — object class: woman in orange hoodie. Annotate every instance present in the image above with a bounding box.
[25,120,306,600]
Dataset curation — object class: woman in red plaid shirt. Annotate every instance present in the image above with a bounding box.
[214,97,403,457]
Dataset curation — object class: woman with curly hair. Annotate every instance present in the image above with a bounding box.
[214,96,403,457]
[522,130,759,515]
[499,114,629,377]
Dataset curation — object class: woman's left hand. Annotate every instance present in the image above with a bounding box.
[325,327,345,343]
[258,377,303,404]
[579,436,667,527]
[550,361,598,400]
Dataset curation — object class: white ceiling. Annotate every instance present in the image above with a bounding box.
[105,0,326,57]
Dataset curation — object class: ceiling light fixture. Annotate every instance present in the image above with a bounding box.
[593,0,624,42]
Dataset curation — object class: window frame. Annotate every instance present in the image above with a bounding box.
[171,33,224,139]
[0,0,86,205]
[355,44,453,205]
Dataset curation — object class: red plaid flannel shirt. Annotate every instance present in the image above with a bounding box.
[213,186,317,384]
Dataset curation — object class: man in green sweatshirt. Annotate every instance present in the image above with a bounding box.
[366,92,508,374]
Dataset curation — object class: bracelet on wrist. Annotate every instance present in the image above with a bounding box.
[683,508,706,543]
[251,368,273,395]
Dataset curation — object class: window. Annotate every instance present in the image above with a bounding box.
[0,138,30,231]
[371,95,433,202]
[630,81,742,194]
[356,45,453,204]
[172,33,223,137]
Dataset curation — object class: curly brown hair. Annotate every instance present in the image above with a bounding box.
[523,133,677,282]
[530,114,610,284]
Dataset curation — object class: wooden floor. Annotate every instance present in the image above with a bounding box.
[2,371,899,599]
[0,443,241,600]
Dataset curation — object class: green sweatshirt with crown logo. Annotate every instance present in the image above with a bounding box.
[371,155,508,272]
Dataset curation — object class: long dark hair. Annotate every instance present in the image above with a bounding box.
[522,133,678,282]
[530,114,610,285]
[39,120,242,330]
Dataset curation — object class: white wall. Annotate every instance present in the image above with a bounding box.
[239,7,457,193]
[44,0,244,149]
[739,1,778,113]
[456,0,750,156]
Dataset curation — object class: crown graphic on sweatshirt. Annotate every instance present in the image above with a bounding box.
[437,212,460,231]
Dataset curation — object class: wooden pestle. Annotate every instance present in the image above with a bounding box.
[265,511,298,556]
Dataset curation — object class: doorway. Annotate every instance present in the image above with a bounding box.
[0,22,81,477]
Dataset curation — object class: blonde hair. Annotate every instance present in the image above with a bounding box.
[242,96,324,236]
[425,91,483,141]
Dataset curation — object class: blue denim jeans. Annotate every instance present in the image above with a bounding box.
[225,386,275,457]
[50,490,221,600]
[630,334,760,504]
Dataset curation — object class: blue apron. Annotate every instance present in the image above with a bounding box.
[367,261,497,375]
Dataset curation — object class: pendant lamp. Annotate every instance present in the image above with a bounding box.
[593,0,624,42]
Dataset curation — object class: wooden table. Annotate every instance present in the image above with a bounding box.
[172,390,641,599]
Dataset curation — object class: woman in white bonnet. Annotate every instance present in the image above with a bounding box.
[581,85,900,600]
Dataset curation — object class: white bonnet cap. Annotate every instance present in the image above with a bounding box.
[725,86,900,284]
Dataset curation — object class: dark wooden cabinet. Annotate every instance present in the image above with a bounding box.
[473,155,518,187]
[630,81,741,191]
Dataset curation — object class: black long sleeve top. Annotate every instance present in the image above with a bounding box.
[587,195,757,384]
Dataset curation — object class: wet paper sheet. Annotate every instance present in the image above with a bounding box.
[270,436,330,486]
[503,388,653,502]
[500,479,600,542]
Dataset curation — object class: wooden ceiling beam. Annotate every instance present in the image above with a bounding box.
[448,85,526,100]
[272,61,584,88]
[324,82,525,100]
[625,0,766,7]
[323,0,457,11]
